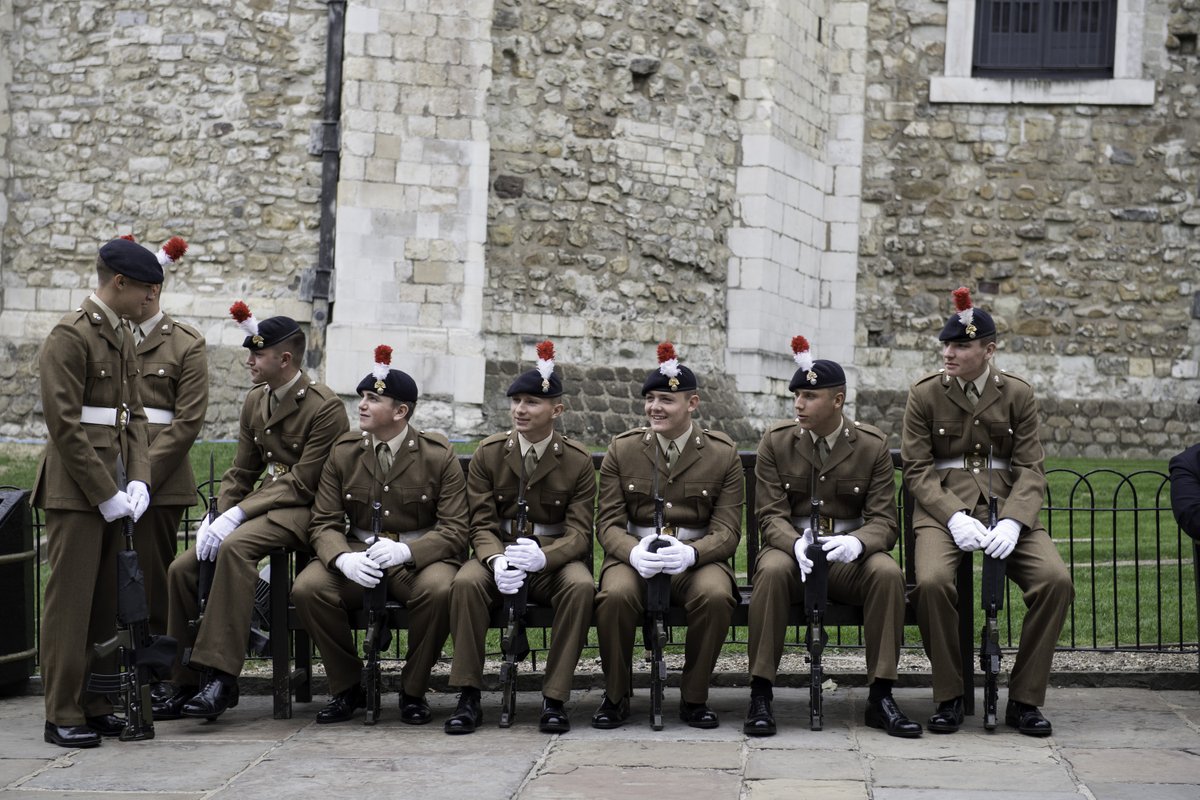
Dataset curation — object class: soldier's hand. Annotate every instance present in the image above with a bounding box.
[335,552,383,588]
[821,534,864,563]
[981,518,1021,559]
[947,511,986,552]
[492,555,526,594]
[127,481,150,522]
[367,538,412,569]
[98,490,134,522]
[630,534,665,579]
[504,537,547,573]
[793,535,814,582]
[656,535,697,575]
[197,506,246,561]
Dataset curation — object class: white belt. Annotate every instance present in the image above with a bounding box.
[144,407,175,425]
[792,515,864,535]
[627,522,708,542]
[500,519,566,538]
[350,526,431,545]
[80,405,120,426]
[934,455,1011,471]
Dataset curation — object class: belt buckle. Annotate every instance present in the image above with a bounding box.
[118,404,129,429]
[661,525,676,538]
[818,516,834,534]
[965,455,986,470]
[269,462,290,477]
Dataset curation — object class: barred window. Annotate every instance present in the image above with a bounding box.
[973,0,1117,78]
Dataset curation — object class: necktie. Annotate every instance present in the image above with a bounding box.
[376,442,393,474]
[965,382,981,406]
[667,441,680,472]
[128,321,144,346]
[816,438,831,465]
[523,446,538,479]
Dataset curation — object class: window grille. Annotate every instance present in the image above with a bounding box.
[973,0,1117,78]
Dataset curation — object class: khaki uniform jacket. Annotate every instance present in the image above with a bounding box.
[901,366,1045,530]
[308,429,470,569]
[33,297,150,510]
[466,430,596,571]
[597,423,742,577]
[134,314,208,507]
[219,373,348,536]
[755,415,897,559]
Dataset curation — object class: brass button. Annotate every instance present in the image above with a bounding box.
[974,420,980,426]
[628,484,635,491]
[291,443,298,449]
[100,369,106,377]
[938,428,945,435]
[784,482,790,489]
[421,494,428,501]
[266,428,271,434]
[498,494,505,501]
[554,500,561,505]
[701,489,708,496]
[853,486,860,493]
[383,485,389,493]
[384,509,390,516]
[345,493,352,500]
[973,468,980,474]
[820,475,827,482]
[157,369,165,376]
[267,451,273,458]
[665,502,673,509]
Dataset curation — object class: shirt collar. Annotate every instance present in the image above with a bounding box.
[269,370,304,399]
[955,370,989,397]
[518,431,553,460]
[808,422,844,451]
[133,310,165,338]
[88,293,123,331]
[655,427,692,458]
[373,425,409,457]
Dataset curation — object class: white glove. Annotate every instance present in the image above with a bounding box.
[492,555,527,595]
[366,538,412,569]
[127,481,150,522]
[197,506,246,561]
[793,534,814,582]
[504,537,547,573]
[335,552,383,588]
[629,533,664,579]
[655,535,697,575]
[822,534,864,564]
[98,490,134,522]
[982,518,1022,560]
[947,511,988,552]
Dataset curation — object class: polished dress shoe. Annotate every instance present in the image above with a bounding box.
[149,682,175,705]
[679,700,719,729]
[539,697,570,734]
[399,692,431,725]
[181,675,239,720]
[589,694,630,730]
[443,691,482,735]
[85,713,126,737]
[743,694,776,736]
[316,684,365,724]
[153,685,198,721]
[1006,700,1053,737]
[44,722,101,749]
[927,695,964,734]
[865,696,923,738]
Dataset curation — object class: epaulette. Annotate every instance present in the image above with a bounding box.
[995,368,1032,388]
[913,370,945,387]
[417,429,452,449]
[477,431,511,449]
[169,319,204,341]
[702,428,735,447]
[850,420,888,442]
[560,435,591,457]
[614,427,646,441]
[334,430,365,448]
[766,419,796,435]
[303,382,340,401]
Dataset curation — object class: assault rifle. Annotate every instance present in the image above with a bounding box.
[980,447,1007,730]
[362,500,392,726]
[88,455,178,741]
[644,445,671,731]
[187,453,218,642]
[498,457,531,728]
[803,459,829,731]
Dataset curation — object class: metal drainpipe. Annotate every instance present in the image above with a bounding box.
[307,0,346,377]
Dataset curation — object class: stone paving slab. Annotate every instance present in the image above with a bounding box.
[744,778,868,800]
[869,755,1080,793]
[518,765,743,800]
[1087,784,1200,800]
[1061,747,1200,784]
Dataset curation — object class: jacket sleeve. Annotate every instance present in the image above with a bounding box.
[852,440,899,557]
[1169,445,1200,542]
[466,448,506,565]
[310,454,354,568]
[996,384,1047,529]
[754,432,804,554]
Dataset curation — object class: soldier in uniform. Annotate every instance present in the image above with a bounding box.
[34,237,160,747]
[155,302,348,721]
[901,287,1073,736]
[125,237,208,659]
[744,336,921,738]
[292,346,469,724]
[444,341,597,735]
[591,342,742,729]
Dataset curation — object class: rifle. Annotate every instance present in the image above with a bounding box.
[498,456,531,728]
[362,500,392,726]
[803,458,829,731]
[643,444,671,731]
[980,447,1007,731]
[187,454,218,643]
[88,455,178,741]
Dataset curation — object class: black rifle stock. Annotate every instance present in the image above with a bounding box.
[644,445,671,731]
[362,501,392,726]
[499,459,531,728]
[88,455,178,741]
[980,448,1007,730]
[803,459,829,731]
[185,454,218,658]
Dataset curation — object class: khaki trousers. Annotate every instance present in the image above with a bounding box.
[748,547,905,685]
[292,550,457,697]
[132,505,184,636]
[913,516,1073,706]
[447,559,594,702]
[594,562,736,705]
[167,515,305,682]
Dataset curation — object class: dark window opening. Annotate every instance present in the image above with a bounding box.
[973,0,1117,78]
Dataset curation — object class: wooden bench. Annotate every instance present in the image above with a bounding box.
[268,449,976,719]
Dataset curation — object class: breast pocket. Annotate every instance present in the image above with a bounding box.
[834,477,869,506]
[341,482,373,518]
[622,477,652,502]
[932,419,964,456]
[684,482,721,514]
[85,360,116,404]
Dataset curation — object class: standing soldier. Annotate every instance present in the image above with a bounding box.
[155,302,348,721]
[125,236,208,681]
[902,287,1073,736]
[444,341,597,735]
[591,343,742,729]
[34,237,160,747]
[744,336,921,738]
[292,346,469,724]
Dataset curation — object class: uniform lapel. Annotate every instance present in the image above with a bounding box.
[669,424,703,477]
[360,435,384,484]
[388,429,418,482]
[823,420,852,473]
[266,373,309,427]
[137,318,168,356]
[940,374,975,414]
[83,298,123,352]
[793,423,823,473]
[975,367,1002,415]
[525,431,562,489]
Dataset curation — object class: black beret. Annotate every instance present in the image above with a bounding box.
[243,316,301,350]
[642,364,698,396]
[939,307,996,342]
[98,239,164,284]
[356,368,418,404]
[507,368,563,397]
[788,359,846,392]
